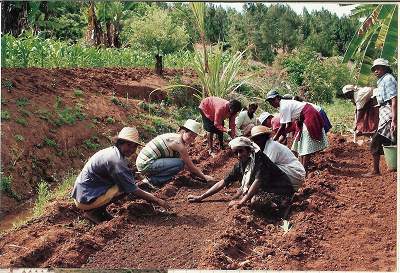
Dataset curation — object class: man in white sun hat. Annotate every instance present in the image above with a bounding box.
[136,119,216,187]
[72,127,171,224]
[363,58,397,177]
[188,136,294,211]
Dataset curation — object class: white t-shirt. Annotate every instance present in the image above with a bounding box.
[263,139,306,190]
[279,100,306,124]
[235,110,257,136]
[354,87,373,110]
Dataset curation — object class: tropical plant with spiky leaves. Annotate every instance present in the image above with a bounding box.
[343,4,398,85]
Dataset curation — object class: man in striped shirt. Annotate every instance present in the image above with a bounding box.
[136,119,216,187]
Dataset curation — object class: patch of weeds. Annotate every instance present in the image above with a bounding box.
[36,108,52,122]
[141,124,157,135]
[43,138,58,148]
[138,101,167,116]
[16,117,28,126]
[153,117,175,134]
[2,80,14,90]
[54,96,63,109]
[1,110,11,120]
[14,134,25,142]
[111,95,128,109]
[54,105,86,126]
[33,180,51,217]
[15,97,29,107]
[83,138,100,150]
[74,89,84,97]
[106,116,115,124]
[19,108,31,117]
[0,174,20,200]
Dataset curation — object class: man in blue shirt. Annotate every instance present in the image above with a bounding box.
[72,127,171,224]
[364,58,397,177]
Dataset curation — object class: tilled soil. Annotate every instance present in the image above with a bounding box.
[0,135,396,270]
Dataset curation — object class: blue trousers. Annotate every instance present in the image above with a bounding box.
[145,158,184,186]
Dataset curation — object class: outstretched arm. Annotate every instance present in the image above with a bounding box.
[229,179,261,208]
[133,188,171,210]
[188,180,225,202]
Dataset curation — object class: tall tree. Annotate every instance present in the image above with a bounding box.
[127,6,189,75]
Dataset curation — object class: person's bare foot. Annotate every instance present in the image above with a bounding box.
[361,172,380,178]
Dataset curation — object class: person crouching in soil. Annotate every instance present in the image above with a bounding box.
[250,125,305,191]
[187,136,294,211]
[266,90,329,172]
[71,127,171,224]
[363,58,397,177]
[136,119,216,188]
[199,96,242,156]
[235,102,258,137]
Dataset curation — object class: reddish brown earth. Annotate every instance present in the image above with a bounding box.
[0,68,397,270]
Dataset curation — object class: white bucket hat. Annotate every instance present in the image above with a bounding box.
[229,136,259,151]
[371,58,390,71]
[181,119,201,135]
[117,127,145,146]
[258,112,273,124]
[342,84,357,94]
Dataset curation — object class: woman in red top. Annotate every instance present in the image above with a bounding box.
[199,97,242,155]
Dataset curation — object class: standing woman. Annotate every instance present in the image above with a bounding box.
[364,58,397,177]
[265,90,329,171]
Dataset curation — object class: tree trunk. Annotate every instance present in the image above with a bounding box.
[155,54,163,75]
[86,1,102,46]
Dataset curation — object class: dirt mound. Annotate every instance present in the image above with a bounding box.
[0,67,195,217]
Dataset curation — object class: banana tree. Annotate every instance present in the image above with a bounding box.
[343,4,398,85]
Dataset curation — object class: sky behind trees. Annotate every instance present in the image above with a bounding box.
[219,2,355,17]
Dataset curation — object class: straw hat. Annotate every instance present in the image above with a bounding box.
[250,125,271,139]
[229,136,259,151]
[258,112,273,124]
[371,58,390,71]
[342,84,357,94]
[180,119,201,135]
[117,127,144,146]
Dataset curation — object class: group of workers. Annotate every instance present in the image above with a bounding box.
[71,58,397,224]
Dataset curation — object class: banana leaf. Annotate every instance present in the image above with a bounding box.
[380,6,398,63]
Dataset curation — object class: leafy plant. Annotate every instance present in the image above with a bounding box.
[1,110,11,120]
[343,4,398,85]
[193,43,251,99]
[16,97,29,107]
[106,116,115,124]
[0,174,20,200]
[16,117,28,126]
[44,138,58,148]
[83,138,100,150]
[74,89,84,97]
[14,134,25,142]
[111,95,127,109]
[2,80,14,90]
[33,180,51,217]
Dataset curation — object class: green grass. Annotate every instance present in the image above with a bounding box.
[1,110,11,120]
[33,180,51,217]
[321,98,354,134]
[44,138,58,148]
[0,174,20,200]
[15,117,28,126]
[74,89,84,97]
[16,97,29,107]
[2,80,14,90]
[14,134,25,142]
[106,116,115,124]
[83,138,100,150]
